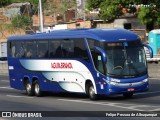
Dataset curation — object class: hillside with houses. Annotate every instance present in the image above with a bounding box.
[0,0,94,42]
[0,0,154,43]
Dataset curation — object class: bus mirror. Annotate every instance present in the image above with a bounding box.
[94,46,107,62]
[143,44,153,58]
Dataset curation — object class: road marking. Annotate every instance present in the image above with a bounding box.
[152,108,160,111]
[149,78,160,80]
[58,99,160,111]
[0,80,9,82]
[128,105,148,108]
[6,95,34,99]
[134,91,160,95]
[0,87,13,89]
[58,99,144,111]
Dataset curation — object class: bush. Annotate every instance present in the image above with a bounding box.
[12,15,32,29]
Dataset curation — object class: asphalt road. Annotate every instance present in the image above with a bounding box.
[1,75,160,120]
[0,63,160,120]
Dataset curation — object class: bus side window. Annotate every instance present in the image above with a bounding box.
[49,39,89,61]
[8,41,26,58]
[26,49,32,58]
[16,42,26,58]
[7,41,11,57]
[25,41,37,58]
[55,45,64,58]
[61,39,74,58]
[87,38,105,74]
[10,41,17,58]
[92,50,105,74]
[74,39,89,62]
[10,41,24,58]
[49,40,61,58]
[37,41,48,58]
[11,44,16,57]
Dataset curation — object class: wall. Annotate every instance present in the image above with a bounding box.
[96,18,146,29]
[114,18,146,29]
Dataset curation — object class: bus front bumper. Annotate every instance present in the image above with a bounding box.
[105,80,149,95]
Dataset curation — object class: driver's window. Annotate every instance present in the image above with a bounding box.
[97,54,104,74]
[87,39,105,74]
[92,50,105,74]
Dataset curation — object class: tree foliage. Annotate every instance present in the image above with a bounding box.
[100,0,122,21]
[138,4,160,26]
[12,15,32,29]
[86,0,160,28]
[86,0,100,10]
[0,0,11,7]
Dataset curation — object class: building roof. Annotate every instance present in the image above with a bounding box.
[8,28,139,42]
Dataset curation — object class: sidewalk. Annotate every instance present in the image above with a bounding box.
[0,62,8,75]
[148,63,160,78]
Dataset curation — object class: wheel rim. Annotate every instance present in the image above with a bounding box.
[35,84,39,94]
[26,83,31,93]
[89,86,95,98]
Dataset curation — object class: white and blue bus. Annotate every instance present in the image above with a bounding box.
[7,28,153,100]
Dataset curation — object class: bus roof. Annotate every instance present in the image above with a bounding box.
[8,28,139,42]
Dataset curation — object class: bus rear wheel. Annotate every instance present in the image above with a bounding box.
[34,81,42,97]
[25,81,34,96]
[123,92,133,98]
[88,83,98,100]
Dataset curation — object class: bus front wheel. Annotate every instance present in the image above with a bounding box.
[25,81,34,96]
[88,83,98,100]
[34,81,42,97]
[123,92,133,98]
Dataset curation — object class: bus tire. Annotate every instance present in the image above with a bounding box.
[123,92,133,98]
[25,81,34,96]
[34,81,42,97]
[88,83,98,100]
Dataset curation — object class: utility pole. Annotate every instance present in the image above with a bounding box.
[39,0,44,32]
[83,0,86,28]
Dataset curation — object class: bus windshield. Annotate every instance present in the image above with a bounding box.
[101,40,147,78]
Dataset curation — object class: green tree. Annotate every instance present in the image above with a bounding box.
[86,0,132,20]
[0,0,11,7]
[86,0,100,10]
[86,0,160,30]
[100,0,122,21]
[138,1,160,30]
[12,15,32,29]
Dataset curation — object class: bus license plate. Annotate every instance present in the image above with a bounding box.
[128,88,134,91]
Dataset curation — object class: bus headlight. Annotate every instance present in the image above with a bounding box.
[142,79,148,83]
[109,81,118,85]
[104,79,118,86]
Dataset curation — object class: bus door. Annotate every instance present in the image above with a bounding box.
[93,46,107,93]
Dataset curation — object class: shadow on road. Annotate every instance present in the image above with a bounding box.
[18,86,160,101]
